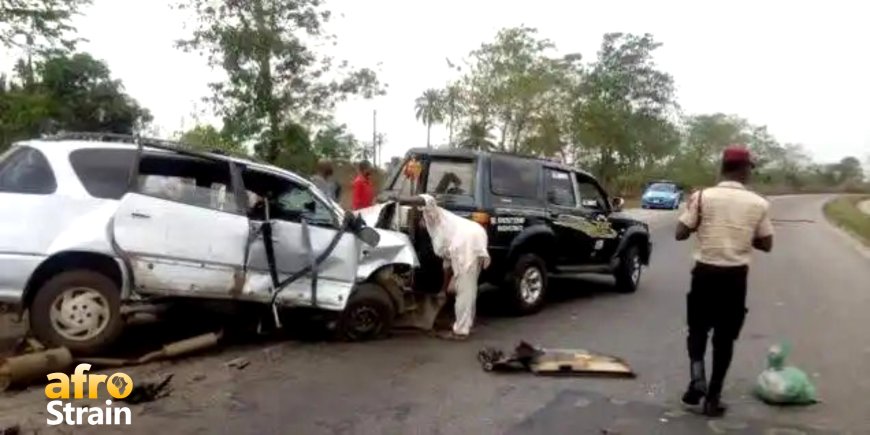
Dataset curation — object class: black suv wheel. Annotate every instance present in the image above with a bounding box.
[505,253,548,314]
[614,244,642,293]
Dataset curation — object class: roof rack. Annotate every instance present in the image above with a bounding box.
[39,131,236,163]
[41,131,186,149]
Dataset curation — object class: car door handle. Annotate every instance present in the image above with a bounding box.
[130,212,151,219]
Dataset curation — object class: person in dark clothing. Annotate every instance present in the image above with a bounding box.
[675,146,774,417]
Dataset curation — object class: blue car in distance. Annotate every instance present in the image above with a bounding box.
[641,181,682,210]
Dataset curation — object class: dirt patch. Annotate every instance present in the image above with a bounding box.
[0,314,25,357]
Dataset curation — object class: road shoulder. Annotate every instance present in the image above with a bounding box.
[821,195,870,258]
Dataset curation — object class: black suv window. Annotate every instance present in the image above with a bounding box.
[545,168,576,207]
[490,156,540,199]
[426,159,474,197]
[0,146,57,194]
[576,175,608,211]
[69,148,136,199]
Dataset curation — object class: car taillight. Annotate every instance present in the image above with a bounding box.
[471,211,490,227]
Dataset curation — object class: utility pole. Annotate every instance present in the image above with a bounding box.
[372,109,378,167]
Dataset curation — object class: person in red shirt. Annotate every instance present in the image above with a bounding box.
[351,160,375,210]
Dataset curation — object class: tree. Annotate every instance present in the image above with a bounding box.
[0,52,151,151]
[0,0,92,85]
[573,33,678,188]
[311,123,360,162]
[457,120,494,150]
[465,26,564,153]
[414,88,443,148]
[178,124,247,157]
[37,53,152,133]
[835,156,864,183]
[176,0,385,168]
[0,74,52,149]
[442,83,463,146]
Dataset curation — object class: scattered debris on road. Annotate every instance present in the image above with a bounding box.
[78,331,222,368]
[225,357,250,370]
[477,341,635,377]
[121,373,173,405]
[0,347,73,391]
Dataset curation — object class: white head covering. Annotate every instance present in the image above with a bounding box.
[418,194,490,272]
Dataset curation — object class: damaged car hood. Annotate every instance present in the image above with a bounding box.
[355,202,391,228]
[356,227,418,279]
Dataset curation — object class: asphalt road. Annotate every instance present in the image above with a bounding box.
[2,195,869,434]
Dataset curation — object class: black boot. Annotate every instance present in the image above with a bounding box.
[681,360,707,407]
[703,395,728,417]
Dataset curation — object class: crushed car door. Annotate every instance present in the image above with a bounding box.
[112,151,250,297]
[243,169,359,311]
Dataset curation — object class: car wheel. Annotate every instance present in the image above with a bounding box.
[336,283,395,341]
[505,253,548,315]
[614,245,642,293]
[30,270,124,355]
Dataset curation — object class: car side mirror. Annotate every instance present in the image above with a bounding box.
[348,212,381,247]
[610,197,625,212]
[358,227,380,247]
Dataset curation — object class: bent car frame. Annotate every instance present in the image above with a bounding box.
[0,133,424,354]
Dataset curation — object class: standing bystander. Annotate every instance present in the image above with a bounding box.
[351,161,375,210]
[311,160,340,201]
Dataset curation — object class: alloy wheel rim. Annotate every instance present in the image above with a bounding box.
[49,287,111,341]
[520,266,544,304]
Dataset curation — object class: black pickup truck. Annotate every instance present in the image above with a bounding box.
[376,148,653,315]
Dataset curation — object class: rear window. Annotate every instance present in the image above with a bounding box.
[425,159,475,197]
[490,156,540,199]
[69,148,136,199]
[0,146,57,194]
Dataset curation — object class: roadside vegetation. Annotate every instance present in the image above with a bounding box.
[1,1,867,198]
[824,196,870,246]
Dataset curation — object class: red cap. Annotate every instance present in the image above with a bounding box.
[722,145,755,167]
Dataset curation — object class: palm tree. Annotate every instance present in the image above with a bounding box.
[415,89,444,148]
[458,120,495,151]
[443,84,463,147]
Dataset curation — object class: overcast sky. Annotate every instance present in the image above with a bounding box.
[3,0,868,164]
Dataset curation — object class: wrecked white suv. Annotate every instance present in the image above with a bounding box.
[0,133,426,354]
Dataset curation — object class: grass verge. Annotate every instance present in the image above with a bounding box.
[823,195,870,246]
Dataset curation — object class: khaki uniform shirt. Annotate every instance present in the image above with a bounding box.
[678,181,774,267]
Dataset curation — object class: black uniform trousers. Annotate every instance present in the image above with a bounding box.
[687,261,749,399]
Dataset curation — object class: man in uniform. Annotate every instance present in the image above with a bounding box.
[675,145,774,417]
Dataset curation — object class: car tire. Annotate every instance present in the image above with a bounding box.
[505,253,548,315]
[336,283,395,341]
[614,245,643,293]
[29,270,124,355]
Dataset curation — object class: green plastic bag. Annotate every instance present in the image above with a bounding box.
[754,342,818,405]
